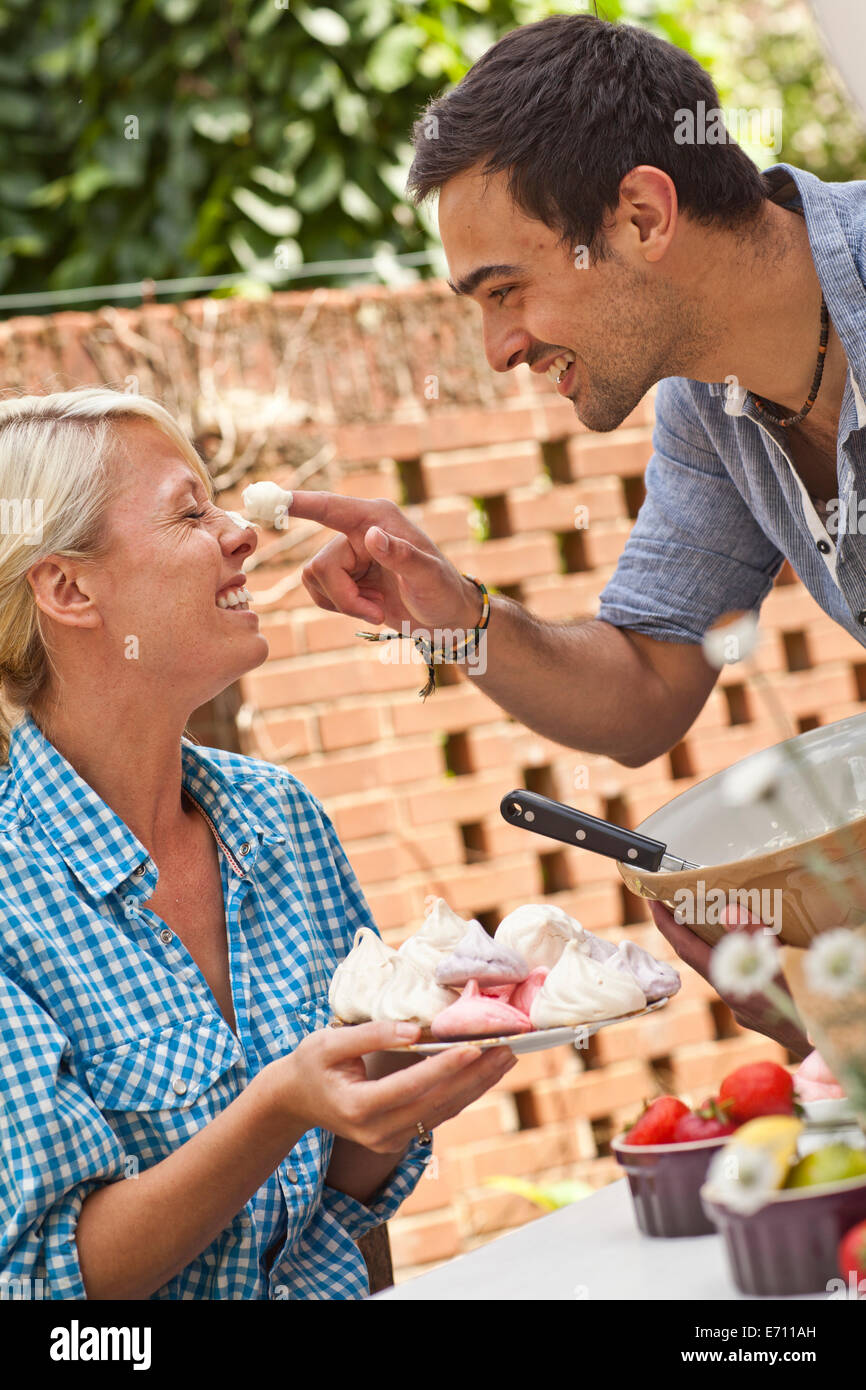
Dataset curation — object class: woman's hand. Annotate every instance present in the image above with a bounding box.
[648,899,811,1058]
[289,491,483,633]
[260,1019,517,1154]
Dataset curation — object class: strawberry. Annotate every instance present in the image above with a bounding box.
[838,1219,866,1286]
[671,1098,737,1142]
[622,1096,689,1145]
[719,1062,794,1123]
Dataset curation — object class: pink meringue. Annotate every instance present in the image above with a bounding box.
[793,1048,846,1102]
[431,979,533,1040]
[434,919,529,989]
[508,967,549,1016]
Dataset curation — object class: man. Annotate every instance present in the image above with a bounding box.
[290,15,865,1055]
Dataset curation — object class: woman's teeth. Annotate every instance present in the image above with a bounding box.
[217,585,254,610]
[547,353,575,385]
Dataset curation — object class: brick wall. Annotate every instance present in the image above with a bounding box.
[4,283,866,1284]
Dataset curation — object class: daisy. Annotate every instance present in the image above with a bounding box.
[710,930,779,998]
[804,929,866,998]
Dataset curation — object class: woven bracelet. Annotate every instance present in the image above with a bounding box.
[356,574,490,700]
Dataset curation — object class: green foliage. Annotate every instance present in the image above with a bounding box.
[0,0,864,307]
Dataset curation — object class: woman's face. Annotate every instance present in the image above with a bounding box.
[73,417,269,710]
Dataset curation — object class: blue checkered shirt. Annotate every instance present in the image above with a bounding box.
[597,163,866,647]
[0,715,428,1300]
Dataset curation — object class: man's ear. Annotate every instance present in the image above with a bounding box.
[28,557,102,630]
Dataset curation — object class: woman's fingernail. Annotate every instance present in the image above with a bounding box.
[396,1023,419,1039]
[372,527,390,553]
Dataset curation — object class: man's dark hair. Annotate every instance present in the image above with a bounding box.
[406,14,768,259]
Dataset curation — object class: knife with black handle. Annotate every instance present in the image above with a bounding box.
[499,789,700,872]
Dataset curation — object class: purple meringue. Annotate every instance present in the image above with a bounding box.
[434,918,529,989]
[606,940,681,1002]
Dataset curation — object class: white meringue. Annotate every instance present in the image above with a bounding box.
[242,480,293,529]
[495,903,586,970]
[606,940,681,1002]
[328,927,398,1024]
[372,955,458,1027]
[398,897,472,976]
[529,941,647,1029]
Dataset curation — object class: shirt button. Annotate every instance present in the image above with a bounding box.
[285,1167,298,1183]
[816,539,831,554]
[857,611,866,626]
[239,842,251,857]
[159,928,173,944]
[132,863,147,879]
[171,1077,188,1096]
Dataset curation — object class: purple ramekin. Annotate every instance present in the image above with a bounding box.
[701,1172,866,1295]
[612,1134,731,1237]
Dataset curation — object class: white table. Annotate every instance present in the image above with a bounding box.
[372,1179,823,1301]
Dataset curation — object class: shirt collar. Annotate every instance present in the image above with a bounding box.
[717,163,866,422]
[7,714,263,898]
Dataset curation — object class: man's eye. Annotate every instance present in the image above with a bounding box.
[186,509,207,520]
[489,286,513,306]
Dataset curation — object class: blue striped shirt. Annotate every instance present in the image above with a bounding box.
[0,715,427,1300]
[596,163,866,647]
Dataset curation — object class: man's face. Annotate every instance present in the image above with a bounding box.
[438,164,683,432]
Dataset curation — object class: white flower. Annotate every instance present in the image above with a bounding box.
[710,930,779,998]
[705,1143,778,1215]
[804,929,866,998]
[719,747,784,808]
[702,610,759,668]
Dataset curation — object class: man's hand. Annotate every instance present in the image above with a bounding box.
[290,491,483,632]
[648,899,810,1058]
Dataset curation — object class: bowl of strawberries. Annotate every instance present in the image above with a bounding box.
[611,1061,795,1238]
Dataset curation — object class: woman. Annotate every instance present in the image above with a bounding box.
[0,387,517,1301]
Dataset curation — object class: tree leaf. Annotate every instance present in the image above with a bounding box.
[231,186,300,237]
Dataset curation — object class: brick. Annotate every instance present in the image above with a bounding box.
[519,1060,655,1124]
[458,1124,593,1186]
[389,683,494,737]
[435,1091,518,1148]
[681,721,786,777]
[258,620,299,660]
[292,739,444,799]
[579,517,633,568]
[590,1001,716,1066]
[340,467,402,501]
[421,442,542,499]
[519,572,611,620]
[365,882,427,932]
[567,430,654,479]
[669,1036,789,1093]
[492,1044,582,1093]
[318,704,385,750]
[405,498,476,545]
[388,1213,462,1267]
[342,826,464,886]
[405,768,524,827]
[760,666,859,719]
[328,794,398,841]
[761,583,825,631]
[804,619,866,666]
[302,611,363,655]
[444,534,560,587]
[506,477,626,534]
[245,712,316,760]
[428,856,544,916]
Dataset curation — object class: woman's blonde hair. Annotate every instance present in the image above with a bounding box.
[0,387,213,763]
